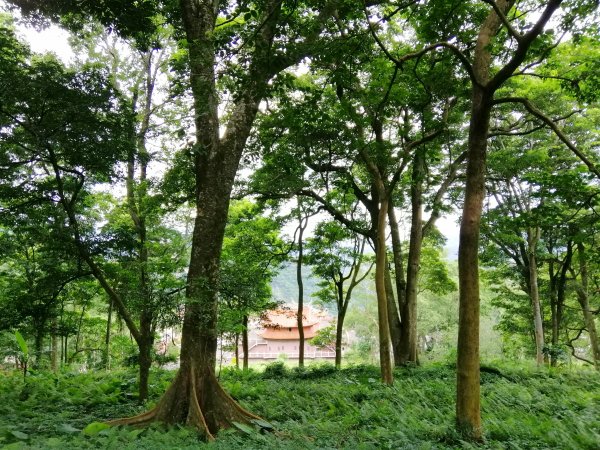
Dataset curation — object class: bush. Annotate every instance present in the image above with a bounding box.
[262,361,287,378]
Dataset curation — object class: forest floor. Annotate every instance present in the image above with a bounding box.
[0,362,598,449]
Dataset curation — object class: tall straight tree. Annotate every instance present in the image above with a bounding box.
[367,0,597,439]
[22,0,368,438]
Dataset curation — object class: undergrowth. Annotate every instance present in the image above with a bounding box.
[0,363,598,449]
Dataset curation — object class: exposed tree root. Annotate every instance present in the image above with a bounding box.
[106,364,263,440]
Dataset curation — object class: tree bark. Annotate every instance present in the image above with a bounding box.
[384,258,402,365]
[335,309,345,369]
[575,242,600,369]
[399,146,426,365]
[108,0,283,437]
[456,0,512,440]
[138,312,153,402]
[242,315,249,371]
[296,207,307,368]
[375,197,394,384]
[234,334,240,370]
[548,254,559,362]
[527,227,544,366]
[104,298,112,370]
[388,203,407,320]
[34,325,44,369]
[553,242,572,365]
[51,319,58,372]
[456,83,489,441]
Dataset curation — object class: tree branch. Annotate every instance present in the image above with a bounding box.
[493,96,600,179]
[480,0,523,42]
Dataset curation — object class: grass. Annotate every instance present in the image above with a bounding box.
[0,363,599,449]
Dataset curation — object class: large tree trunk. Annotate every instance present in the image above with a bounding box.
[399,146,426,365]
[108,0,279,437]
[527,228,544,366]
[388,202,407,315]
[138,312,154,402]
[457,83,490,441]
[374,197,394,384]
[456,0,514,439]
[109,162,260,438]
[575,243,600,369]
[387,203,404,366]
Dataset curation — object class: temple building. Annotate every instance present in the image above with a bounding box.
[244,305,335,361]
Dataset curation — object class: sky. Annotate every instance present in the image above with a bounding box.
[16,22,74,62]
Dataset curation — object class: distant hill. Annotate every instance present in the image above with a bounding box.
[270,263,321,305]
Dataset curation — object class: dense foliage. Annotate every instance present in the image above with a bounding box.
[1,364,599,449]
[1,0,599,443]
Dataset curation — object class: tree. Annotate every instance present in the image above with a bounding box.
[0,18,188,400]
[250,50,464,378]
[306,220,373,368]
[0,18,136,369]
[0,209,90,369]
[219,200,286,370]
[366,0,598,438]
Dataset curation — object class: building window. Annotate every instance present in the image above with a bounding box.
[288,328,292,332]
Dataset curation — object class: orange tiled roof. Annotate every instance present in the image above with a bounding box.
[258,305,330,340]
[261,307,319,328]
[261,326,318,340]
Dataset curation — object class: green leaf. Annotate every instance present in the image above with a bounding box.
[251,418,274,430]
[2,442,26,450]
[44,437,64,448]
[128,429,145,438]
[82,422,111,436]
[14,331,28,358]
[10,430,29,440]
[232,421,254,435]
[58,423,80,433]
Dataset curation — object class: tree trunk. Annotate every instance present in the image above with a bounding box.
[375,197,394,384]
[63,335,68,366]
[548,256,558,364]
[553,242,572,365]
[109,169,261,437]
[335,311,345,369]
[456,84,490,440]
[296,208,306,368]
[456,0,515,438]
[109,0,287,438]
[138,312,153,402]
[399,146,426,365]
[384,259,402,365]
[51,327,58,372]
[575,243,600,369]
[242,315,249,371]
[388,202,407,315]
[34,323,45,369]
[234,334,240,370]
[387,203,404,365]
[109,0,270,436]
[104,298,113,370]
[527,228,544,366]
